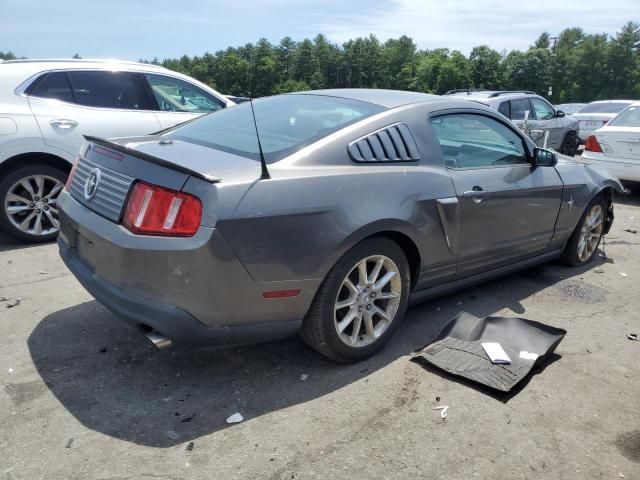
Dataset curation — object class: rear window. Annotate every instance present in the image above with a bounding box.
[166,94,385,163]
[577,102,631,114]
[28,72,73,103]
[608,105,640,127]
[67,71,144,110]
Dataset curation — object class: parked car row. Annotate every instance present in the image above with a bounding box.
[0,59,234,242]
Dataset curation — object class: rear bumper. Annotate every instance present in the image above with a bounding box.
[580,152,640,182]
[57,191,316,346]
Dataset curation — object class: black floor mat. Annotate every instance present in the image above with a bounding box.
[412,312,566,392]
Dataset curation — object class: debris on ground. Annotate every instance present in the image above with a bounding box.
[185,442,194,452]
[181,415,194,423]
[99,346,108,353]
[433,406,449,419]
[627,333,638,341]
[594,268,605,274]
[39,271,48,275]
[619,272,628,277]
[623,228,637,234]
[65,438,74,449]
[226,413,243,424]
[7,368,14,375]
[4,298,20,308]
[167,430,180,440]
[300,374,309,381]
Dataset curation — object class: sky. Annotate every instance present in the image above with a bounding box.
[1,0,637,60]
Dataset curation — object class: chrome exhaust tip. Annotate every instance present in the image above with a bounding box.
[145,330,173,350]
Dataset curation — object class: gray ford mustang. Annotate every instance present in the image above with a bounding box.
[57,89,623,362]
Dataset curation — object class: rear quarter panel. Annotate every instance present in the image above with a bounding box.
[213,104,459,288]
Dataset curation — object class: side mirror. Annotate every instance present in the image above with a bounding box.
[533,147,558,167]
[556,110,565,118]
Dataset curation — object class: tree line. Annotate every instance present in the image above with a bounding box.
[2,21,639,103]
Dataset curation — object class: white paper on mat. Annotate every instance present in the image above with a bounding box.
[481,342,512,365]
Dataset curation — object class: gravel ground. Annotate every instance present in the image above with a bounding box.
[1,191,639,480]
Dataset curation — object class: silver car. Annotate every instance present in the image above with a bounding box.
[57,89,622,362]
[446,90,580,156]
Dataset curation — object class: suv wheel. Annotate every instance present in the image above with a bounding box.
[300,237,411,363]
[0,164,67,243]
[559,131,578,156]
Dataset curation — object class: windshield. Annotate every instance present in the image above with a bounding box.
[577,102,631,114]
[165,94,385,163]
[608,105,640,127]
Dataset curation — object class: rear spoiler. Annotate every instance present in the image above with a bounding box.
[83,135,222,184]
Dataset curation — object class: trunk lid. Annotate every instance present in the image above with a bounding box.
[69,135,261,223]
[596,126,640,162]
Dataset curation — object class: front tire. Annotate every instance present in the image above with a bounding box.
[300,237,411,363]
[561,196,606,266]
[0,164,67,243]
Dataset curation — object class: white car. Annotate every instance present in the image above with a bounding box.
[582,102,640,182]
[572,100,635,143]
[0,59,234,242]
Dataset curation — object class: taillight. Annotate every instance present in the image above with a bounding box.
[584,135,603,153]
[123,181,202,237]
[65,156,80,191]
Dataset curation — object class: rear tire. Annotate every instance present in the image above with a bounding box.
[300,237,411,363]
[561,196,607,267]
[0,164,67,243]
[559,131,578,157]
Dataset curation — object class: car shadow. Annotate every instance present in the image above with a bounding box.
[27,257,609,448]
[0,230,48,253]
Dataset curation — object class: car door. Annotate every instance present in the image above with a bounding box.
[528,97,564,149]
[27,70,161,158]
[429,112,564,278]
[140,73,227,129]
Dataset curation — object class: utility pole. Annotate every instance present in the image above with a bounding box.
[548,36,558,99]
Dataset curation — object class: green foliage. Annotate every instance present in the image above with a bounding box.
[6,22,639,101]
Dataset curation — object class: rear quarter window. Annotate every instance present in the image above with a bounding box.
[27,72,74,103]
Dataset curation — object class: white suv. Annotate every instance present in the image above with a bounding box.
[0,59,234,242]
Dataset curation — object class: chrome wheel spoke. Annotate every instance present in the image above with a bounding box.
[373,270,396,291]
[19,179,36,199]
[7,204,32,214]
[335,296,357,310]
[376,291,400,301]
[6,192,31,204]
[337,310,358,333]
[350,314,363,344]
[44,209,60,229]
[357,260,368,286]
[34,176,45,198]
[19,210,37,230]
[372,305,391,322]
[45,183,63,200]
[368,258,384,285]
[363,311,375,339]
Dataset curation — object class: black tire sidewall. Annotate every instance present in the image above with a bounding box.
[560,132,578,156]
[313,237,411,362]
[0,163,68,243]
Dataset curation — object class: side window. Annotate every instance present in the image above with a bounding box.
[530,98,555,120]
[498,101,510,117]
[144,74,225,113]
[430,113,528,169]
[509,99,532,120]
[27,72,74,103]
[67,71,144,110]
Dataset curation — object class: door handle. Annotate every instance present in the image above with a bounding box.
[50,119,79,129]
[463,186,488,203]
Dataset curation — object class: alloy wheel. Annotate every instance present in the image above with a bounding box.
[4,175,64,237]
[577,204,603,262]
[333,255,402,348]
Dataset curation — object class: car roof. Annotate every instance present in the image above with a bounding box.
[0,58,169,77]
[584,99,635,104]
[293,88,441,108]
